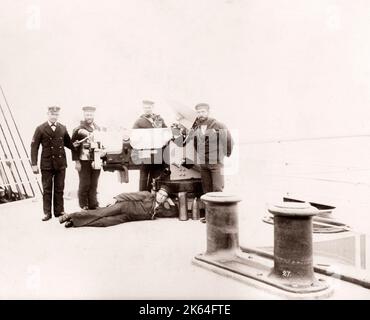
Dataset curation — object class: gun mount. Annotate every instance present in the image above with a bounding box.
[101,128,203,197]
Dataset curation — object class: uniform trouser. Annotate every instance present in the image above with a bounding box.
[78,160,101,209]
[138,164,165,192]
[69,202,152,227]
[199,163,224,193]
[41,168,65,216]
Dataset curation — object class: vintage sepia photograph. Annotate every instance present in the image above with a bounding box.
[1,0,370,304]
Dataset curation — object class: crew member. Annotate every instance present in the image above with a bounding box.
[31,106,75,221]
[133,100,167,129]
[187,103,234,193]
[132,100,167,191]
[71,106,103,210]
[58,185,177,228]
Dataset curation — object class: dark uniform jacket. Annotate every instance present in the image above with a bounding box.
[113,191,177,218]
[69,191,178,227]
[188,117,234,164]
[31,122,74,170]
[133,114,167,129]
[71,121,101,161]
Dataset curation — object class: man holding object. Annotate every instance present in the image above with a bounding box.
[71,106,102,210]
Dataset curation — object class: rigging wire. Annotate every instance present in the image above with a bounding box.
[0,85,41,194]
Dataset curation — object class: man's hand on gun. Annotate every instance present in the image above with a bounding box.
[172,159,185,168]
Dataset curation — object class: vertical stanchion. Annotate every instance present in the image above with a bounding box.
[0,122,26,198]
[0,137,23,198]
[178,191,189,221]
[0,153,13,198]
[0,86,41,194]
[0,100,34,197]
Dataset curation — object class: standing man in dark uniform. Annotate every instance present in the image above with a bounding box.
[187,103,234,193]
[71,106,102,210]
[31,106,75,221]
[133,100,167,191]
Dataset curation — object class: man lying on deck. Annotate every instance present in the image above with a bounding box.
[58,185,177,228]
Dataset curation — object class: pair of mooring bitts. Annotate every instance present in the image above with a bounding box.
[193,193,333,298]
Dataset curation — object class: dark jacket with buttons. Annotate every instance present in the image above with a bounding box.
[113,191,178,218]
[188,117,234,164]
[69,191,178,227]
[31,122,74,170]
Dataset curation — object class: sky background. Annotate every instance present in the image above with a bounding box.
[1,0,370,145]
[3,0,370,216]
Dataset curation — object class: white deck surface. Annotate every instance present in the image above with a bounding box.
[1,196,370,300]
[0,197,277,299]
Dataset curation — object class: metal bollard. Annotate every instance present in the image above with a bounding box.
[178,192,188,221]
[194,196,331,297]
[201,192,241,257]
[268,202,320,287]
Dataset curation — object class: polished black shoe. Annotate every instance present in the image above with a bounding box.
[42,214,52,221]
[81,206,89,211]
[200,217,206,224]
[59,214,70,224]
[65,221,73,228]
[54,213,63,218]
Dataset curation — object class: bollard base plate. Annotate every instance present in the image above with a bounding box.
[193,251,333,299]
